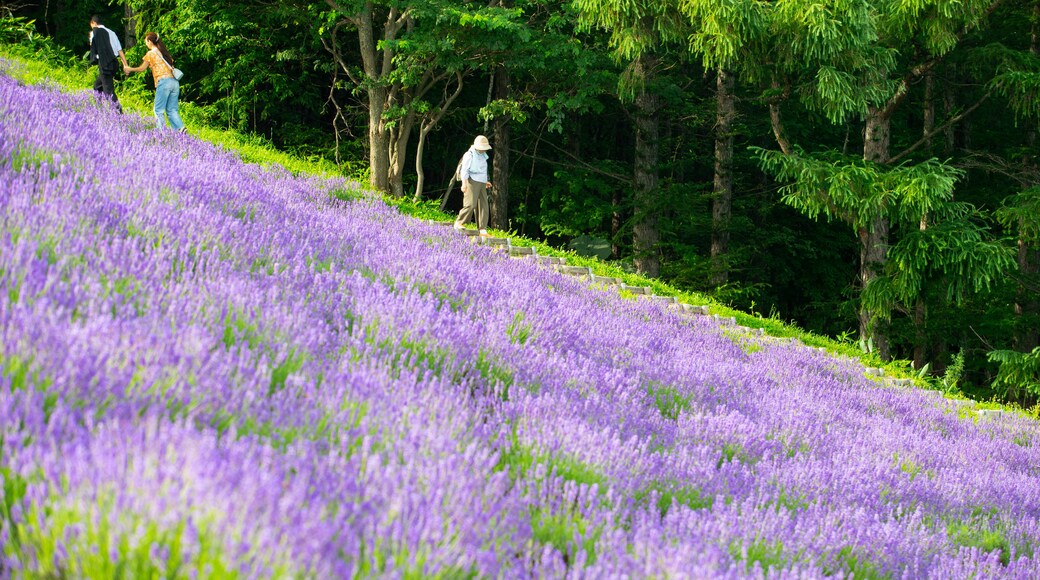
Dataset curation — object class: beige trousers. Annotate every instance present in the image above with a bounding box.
[455,179,489,230]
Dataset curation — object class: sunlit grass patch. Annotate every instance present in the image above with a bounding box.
[633,481,713,518]
[646,381,693,421]
[5,493,264,579]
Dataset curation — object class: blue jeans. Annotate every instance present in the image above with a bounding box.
[154,77,185,130]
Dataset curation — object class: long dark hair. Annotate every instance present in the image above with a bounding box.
[144,32,174,66]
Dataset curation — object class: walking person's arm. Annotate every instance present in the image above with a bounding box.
[124,59,149,74]
[459,151,473,192]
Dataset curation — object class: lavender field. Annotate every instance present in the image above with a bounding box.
[2,61,1040,579]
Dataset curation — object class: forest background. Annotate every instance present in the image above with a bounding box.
[4,0,1040,404]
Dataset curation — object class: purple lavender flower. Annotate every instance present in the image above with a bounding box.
[2,61,1040,577]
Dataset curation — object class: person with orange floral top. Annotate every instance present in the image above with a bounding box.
[124,32,186,132]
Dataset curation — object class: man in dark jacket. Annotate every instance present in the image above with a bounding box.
[88,15,123,112]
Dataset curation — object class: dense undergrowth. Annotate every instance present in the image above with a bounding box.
[2,41,1040,578]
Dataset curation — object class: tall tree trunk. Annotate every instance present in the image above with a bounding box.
[124,2,138,49]
[43,0,52,36]
[913,216,930,370]
[632,57,661,278]
[611,189,622,259]
[413,125,430,202]
[366,86,391,193]
[387,111,415,198]
[350,1,401,194]
[861,107,892,359]
[491,65,511,229]
[913,74,936,370]
[710,69,736,286]
[355,5,391,194]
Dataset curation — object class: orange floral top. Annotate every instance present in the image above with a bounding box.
[143,49,174,84]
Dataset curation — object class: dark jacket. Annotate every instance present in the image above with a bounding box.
[89,27,118,75]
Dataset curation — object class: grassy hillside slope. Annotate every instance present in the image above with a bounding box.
[2,53,1040,577]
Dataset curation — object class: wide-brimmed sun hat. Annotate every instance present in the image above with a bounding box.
[473,135,492,150]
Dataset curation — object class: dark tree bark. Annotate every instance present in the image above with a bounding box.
[861,106,892,360]
[710,69,736,286]
[123,2,138,49]
[632,55,661,278]
[490,65,511,229]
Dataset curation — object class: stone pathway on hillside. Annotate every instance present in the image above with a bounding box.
[444,224,1010,424]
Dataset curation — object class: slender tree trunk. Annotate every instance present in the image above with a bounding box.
[632,57,661,278]
[124,2,138,49]
[913,74,936,370]
[355,6,391,193]
[710,69,736,286]
[923,72,935,150]
[366,86,391,193]
[351,1,398,194]
[388,112,415,198]
[413,125,430,202]
[491,65,511,229]
[768,79,793,156]
[611,189,622,259]
[862,107,892,360]
[913,216,930,370]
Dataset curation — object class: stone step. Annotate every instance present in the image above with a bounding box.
[713,314,737,325]
[480,237,510,248]
[976,409,1006,420]
[509,246,536,257]
[590,274,620,286]
[646,295,677,304]
[864,367,884,376]
[885,378,913,387]
[537,256,566,266]
[681,304,710,315]
[620,283,652,295]
[556,265,593,277]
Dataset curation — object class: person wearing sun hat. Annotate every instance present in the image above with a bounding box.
[454,135,493,236]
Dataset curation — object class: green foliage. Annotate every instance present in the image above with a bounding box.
[538,165,620,237]
[996,187,1040,244]
[646,382,693,421]
[573,0,689,63]
[680,0,769,71]
[269,349,306,397]
[763,0,892,123]
[945,517,1035,567]
[5,495,254,579]
[941,350,966,394]
[864,212,1016,318]
[989,347,1040,401]
[125,0,332,145]
[506,312,533,345]
[728,537,788,572]
[755,150,962,230]
[821,546,887,579]
[993,70,1040,122]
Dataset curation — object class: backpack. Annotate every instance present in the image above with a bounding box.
[453,150,470,183]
